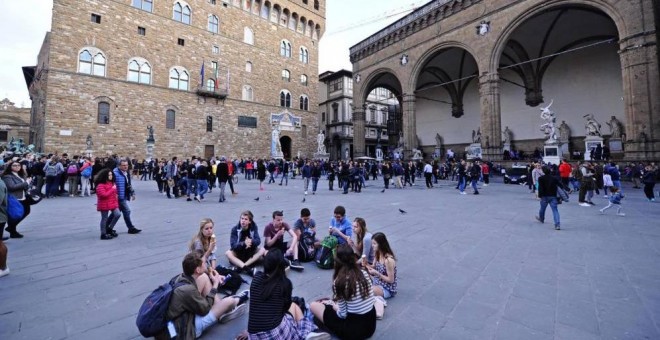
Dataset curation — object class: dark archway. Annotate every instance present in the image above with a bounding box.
[280,136,292,160]
[362,72,403,149]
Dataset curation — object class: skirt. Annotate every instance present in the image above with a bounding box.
[249,313,315,340]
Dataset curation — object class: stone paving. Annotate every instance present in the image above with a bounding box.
[0,175,659,340]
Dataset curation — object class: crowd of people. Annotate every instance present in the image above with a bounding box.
[156,206,398,340]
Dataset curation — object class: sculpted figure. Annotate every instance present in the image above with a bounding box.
[472,128,482,144]
[584,114,601,136]
[606,115,623,139]
[435,133,442,149]
[317,130,326,154]
[502,126,512,144]
[539,100,557,142]
[558,120,571,143]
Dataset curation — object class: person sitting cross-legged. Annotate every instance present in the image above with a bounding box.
[263,210,303,271]
[162,252,249,340]
[226,210,266,276]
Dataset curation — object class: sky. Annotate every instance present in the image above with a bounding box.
[0,0,424,108]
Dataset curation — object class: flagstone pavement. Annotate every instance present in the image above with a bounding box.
[0,175,659,339]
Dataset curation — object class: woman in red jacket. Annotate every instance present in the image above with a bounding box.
[94,169,121,240]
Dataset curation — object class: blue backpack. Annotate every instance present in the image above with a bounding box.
[81,166,92,178]
[7,195,24,221]
[136,276,189,337]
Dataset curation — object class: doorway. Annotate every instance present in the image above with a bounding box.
[280,136,292,160]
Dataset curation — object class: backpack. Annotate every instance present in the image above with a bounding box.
[67,163,78,175]
[136,276,190,337]
[297,232,317,262]
[315,235,338,269]
[81,166,92,178]
[215,265,247,295]
[7,195,24,221]
[572,167,583,181]
[45,163,58,177]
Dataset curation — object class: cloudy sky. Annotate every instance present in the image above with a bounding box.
[0,0,422,108]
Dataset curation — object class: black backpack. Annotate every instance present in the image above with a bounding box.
[297,232,317,262]
[215,265,247,295]
[315,236,338,269]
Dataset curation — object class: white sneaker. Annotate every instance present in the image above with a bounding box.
[306,332,331,340]
[460,192,467,195]
[0,268,9,278]
[579,203,591,207]
[617,213,626,216]
[304,191,308,195]
[218,302,247,324]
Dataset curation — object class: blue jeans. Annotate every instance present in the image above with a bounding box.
[196,179,208,198]
[118,199,135,229]
[280,173,288,185]
[471,178,479,193]
[45,175,58,197]
[100,208,121,234]
[612,180,622,193]
[186,178,196,196]
[312,177,319,192]
[539,196,560,226]
[458,177,466,192]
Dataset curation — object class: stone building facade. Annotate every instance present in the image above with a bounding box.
[318,69,398,160]
[0,98,31,146]
[349,0,659,161]
[24,0,325,160]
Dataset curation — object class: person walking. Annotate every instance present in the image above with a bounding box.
[94,168,121,240]
[642,164,657,202]
[0,179,10,277]
[535,166,561,230]
[1,160,32,238]
[423,161,433,189]
[113,159,141,234]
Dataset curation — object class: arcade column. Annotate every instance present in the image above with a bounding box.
[352,104,366,158]
[479,72,503,160]
[401,94,417,159]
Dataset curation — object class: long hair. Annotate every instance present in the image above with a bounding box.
[1,160,27,178]
[333,244,370,301]
[353,217,367,254]
[94,168,113,185]
[260,248,291,300]
[189,218,214,253]
[372,232,395,262]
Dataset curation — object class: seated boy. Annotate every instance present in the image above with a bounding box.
[293,208,320,248]
[225,210,266,276]
[263,210,303,271]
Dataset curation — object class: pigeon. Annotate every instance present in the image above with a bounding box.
[254,197,260,201]
[381,189,385,193]
[302,197,306,203]
[398,208,407,214]
[266,195,272,200]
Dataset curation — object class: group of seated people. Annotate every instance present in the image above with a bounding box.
[162,206,399,340]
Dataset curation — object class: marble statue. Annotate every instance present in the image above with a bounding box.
[272,127,282,155]
[86,134,94,148]
[606,115,623,139]
[412,148,422,159]
[317,130,326,154]
[558,120,571,143]
[584,114,601,136]
[472,128,482,144]
[435,133,442,149]
[147,125,155,141]
[502,126,512,144]
[539,100,557,143]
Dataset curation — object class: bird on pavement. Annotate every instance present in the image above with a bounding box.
[302,197,306,203]
[398,208,407,214]
[381,189,385,193]
[254,197,260,201]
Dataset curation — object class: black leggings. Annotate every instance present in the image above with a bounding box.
[323,305,376,340]
[7,199,30,233]
[644,183,656,199]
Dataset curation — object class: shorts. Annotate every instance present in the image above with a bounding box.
[375,285,395,299]
[233,247,258,263]
[195,311,217,338]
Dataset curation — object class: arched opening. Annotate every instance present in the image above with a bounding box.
[280,135,292,160]
[363,71,403,157]
[496,4,621,155]
[414,46,479,151]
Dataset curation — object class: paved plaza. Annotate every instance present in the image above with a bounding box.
[0,175,659,340]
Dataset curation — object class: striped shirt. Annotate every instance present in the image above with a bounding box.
[334,269,375,319]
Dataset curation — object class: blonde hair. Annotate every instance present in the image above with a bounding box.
[189,218,214,253]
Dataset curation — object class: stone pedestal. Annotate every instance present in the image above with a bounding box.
[609,138,623,152]
[502,143,511,152]
[542,144,562,166]
[559,143,569,156]
[85,148,93,158]
[465,143,483,160]
[146,141,155,161]
[314,153,329,161]
[584,136,604,161]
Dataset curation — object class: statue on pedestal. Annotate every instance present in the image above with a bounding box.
[435,133,442,149]
[147,125,155,142]
[558,120,571,143]
[272,127,282,155]
[583,114,602,136]
[539,100,557,143]
[471,128,482,144]
[86,134,94,148]
[606,115,623,139]
[412,148,422,159]
[317,130,326,154]
[502,126,512,144]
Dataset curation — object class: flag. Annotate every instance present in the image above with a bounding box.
[200,61,205,87]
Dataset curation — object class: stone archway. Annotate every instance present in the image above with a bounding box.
[280,135,292,160]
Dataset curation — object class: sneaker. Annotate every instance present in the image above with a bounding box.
[0,268,9,278]
[535,216,544,223]
[579,203,591,207]
[234,289,250,306]
[127,227,142,234]
[554,224,561,230]
[587,201,595,205]
[195,196,201,202]
[460,192,466,195]
[218,302,248,324]
[304,191,308,195]
[243,267,257,277]
[290,260,305,271]
[306,332,331,340]
[651,198,656,202]
[186,197,192,202]
[617,213,626,216]
[100,234,113,240]
[604,195,609,198]
[106,229,118,238]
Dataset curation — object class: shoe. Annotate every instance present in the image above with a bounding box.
[0,268,9,278]
[617,213,626,216]
[106,229,118,238]
[234,289,250,306]
[127,227,142,234]
[304,191,308,195]
[1,236,8,241]
[587,202,595,205]
[604,195,609,198]
[473,192,479,195]
[233,192,238,195]
[218,302,248,324]
[306,332,331,340]
[243,266,257,277]
[535,216,544,223]
[195,196,201,202]
[554,224,561,230]
[460,192,466,195]
[9,231,24,239]
[651,198,656,202]
[100,234,113,240]
[186,197,192,202]
[579,203,591,207]
[290,259,304,271]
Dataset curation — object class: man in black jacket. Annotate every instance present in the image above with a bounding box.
[536,166,561,230]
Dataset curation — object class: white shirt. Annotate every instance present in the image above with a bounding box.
[423,164,433,173]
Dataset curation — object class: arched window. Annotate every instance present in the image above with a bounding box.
[299,47,309,64]
[166,109,176,129]
[98,102,110,124]
[208,15,219,33]
[299,95,309,111]
[281,69,290,82]
[280,40,291,58]
[289,13,298,30]
[127,58,151,84]
[169,67,189,90]
[271,5,280,24]
[242,85,253,101]
[244,27,254,45]
[173,2,191,24]
[206,79,216,91]
[279,90,291,108]
[281,8,290,27]
[78,49,106,76]
[300,74,308,86]
[261,1,270,19]
[245,61,252,72]
[303,0,308,4]
[314,0,319,10]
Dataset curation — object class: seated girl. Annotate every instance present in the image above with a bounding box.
[189,218,217,271]
[367,232,398,299]
[310,244,376,340]
[349,217,373,266]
